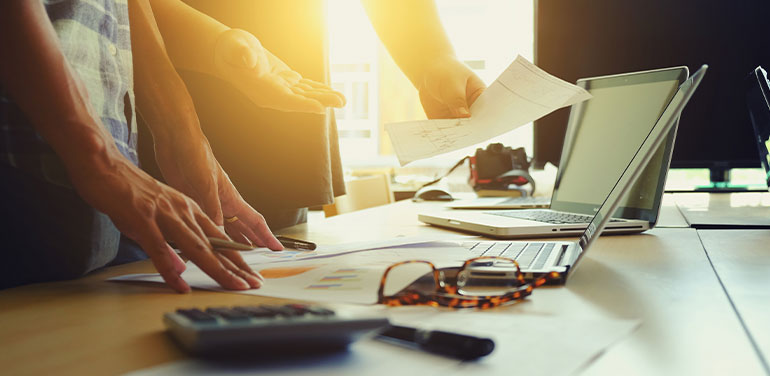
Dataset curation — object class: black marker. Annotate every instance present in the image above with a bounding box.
[377,325,494,360]
[276,236,317,251]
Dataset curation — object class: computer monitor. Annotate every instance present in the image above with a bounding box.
[533,0,770,189]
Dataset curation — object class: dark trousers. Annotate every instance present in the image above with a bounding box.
[0,164,146,289]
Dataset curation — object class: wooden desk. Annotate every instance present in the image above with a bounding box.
[0,200,767,375]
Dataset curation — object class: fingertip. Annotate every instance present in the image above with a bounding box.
[457,107,471,117]
[269,238,284,251]
[177,284,192,294]
[229,274,250,290]
[243,274,262,289]
[169,275,191,294]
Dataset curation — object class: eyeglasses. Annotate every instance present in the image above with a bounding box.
[377,256,560,309]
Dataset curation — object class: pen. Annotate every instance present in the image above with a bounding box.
[276,236,317,251]
[169,237,317,252]
[376,325,495,360]
[207,237,254,251]
[168,238,254,252]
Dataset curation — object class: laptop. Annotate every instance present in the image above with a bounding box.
[746,66,770,188]
[420,66,689,238]
[444,66,707,282]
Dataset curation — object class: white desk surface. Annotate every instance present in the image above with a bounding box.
[0,199,767,375]
[284,200,766,375]
[697,229,770,374]
[672,192,770,228]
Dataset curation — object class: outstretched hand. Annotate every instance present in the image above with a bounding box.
[416,56,486,119]
[213,28,345,114]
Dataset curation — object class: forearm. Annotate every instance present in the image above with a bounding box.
[147,0,228,75]
[130,0,206,143]
[362,0,456,86]
[0,0,121,176]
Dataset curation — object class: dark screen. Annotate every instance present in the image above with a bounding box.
[533,0,770,170]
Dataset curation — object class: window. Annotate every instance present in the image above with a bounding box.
[328,0,534,169]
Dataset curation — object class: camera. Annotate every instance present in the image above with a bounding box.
[469,143,534,194]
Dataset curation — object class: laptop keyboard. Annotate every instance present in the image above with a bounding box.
[485,210,623,224]
[460,241,560,270]
[498,196,551,205]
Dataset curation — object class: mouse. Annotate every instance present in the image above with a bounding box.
[413,186,454,201]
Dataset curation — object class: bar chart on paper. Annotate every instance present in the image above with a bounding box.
[306,268,365,291]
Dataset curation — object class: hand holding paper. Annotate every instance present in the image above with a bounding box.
[386,56,592,165]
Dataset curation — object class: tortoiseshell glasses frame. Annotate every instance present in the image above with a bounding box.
[377,256,560,309]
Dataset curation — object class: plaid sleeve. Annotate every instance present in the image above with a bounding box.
[0,0,137,186]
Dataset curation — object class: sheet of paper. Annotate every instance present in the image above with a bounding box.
[385,55,592,165]
[110,241,476,304]
[123,309,639,376]
[388,309,641,376]
[239,234,474,266]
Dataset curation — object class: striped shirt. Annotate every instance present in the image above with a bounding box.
[0,0,137,187]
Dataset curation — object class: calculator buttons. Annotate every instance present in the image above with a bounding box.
[176,308,217,323]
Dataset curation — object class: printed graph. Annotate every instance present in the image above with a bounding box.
[305,268,365,291]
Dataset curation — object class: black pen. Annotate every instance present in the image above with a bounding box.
[276,236,317,251]
[376,325,495,360]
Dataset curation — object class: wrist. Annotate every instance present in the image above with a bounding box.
[53,119,123,183]
[410,53,458,90]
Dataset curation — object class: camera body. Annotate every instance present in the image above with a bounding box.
[469,143,533,192]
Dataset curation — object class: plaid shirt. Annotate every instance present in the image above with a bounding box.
[0,0,137,186]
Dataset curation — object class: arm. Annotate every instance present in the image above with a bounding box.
[138,0,226,75]
[130,0,283,252]
[0,0,255,293]
[362,0,485,119]
[147,0,344,113]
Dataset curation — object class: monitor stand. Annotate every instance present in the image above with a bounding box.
[694,167,756,192]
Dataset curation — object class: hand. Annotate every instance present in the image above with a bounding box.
[69,153,265,293]
[152,127,284,251]
[416,56,486,119]
[213,28,345,114]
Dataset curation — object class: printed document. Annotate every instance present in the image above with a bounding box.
[386,55,592,165]
[110,240,476,304]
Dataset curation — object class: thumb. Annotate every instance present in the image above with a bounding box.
[436,73,473,118]
[443,89,471,118]
[216,29,263,70]
[223,36,258,69]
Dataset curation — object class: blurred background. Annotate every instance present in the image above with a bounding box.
[327,0,537,192]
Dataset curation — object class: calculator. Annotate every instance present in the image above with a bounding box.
[163,304,390,356]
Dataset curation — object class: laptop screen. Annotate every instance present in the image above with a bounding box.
[578,67,706,253]
[551,68,686,222]
[746,66,770,189]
